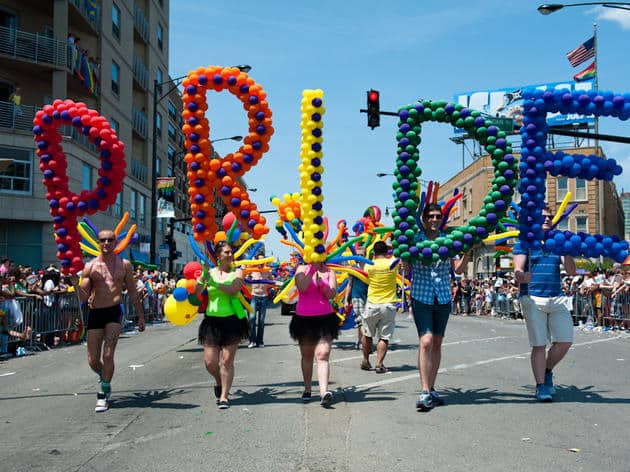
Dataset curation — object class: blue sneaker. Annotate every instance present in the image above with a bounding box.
[416,391,434,411]
[544,371,556,396]
[535,384,553,402]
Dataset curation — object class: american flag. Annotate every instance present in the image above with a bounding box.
[566,37,595,67]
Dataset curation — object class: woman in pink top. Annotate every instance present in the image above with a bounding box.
[290,261,338,407]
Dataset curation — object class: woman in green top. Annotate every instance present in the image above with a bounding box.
[196,241,248,409]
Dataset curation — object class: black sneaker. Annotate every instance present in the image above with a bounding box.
[213,385,222,405]
[218,400,230,410]
[301,391,312,403]
[320,391,333,408]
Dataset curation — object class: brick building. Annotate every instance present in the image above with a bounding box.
[438,145,625,277]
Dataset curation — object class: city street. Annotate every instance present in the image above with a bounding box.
[1,308,629,472]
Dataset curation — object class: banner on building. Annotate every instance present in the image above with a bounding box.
[453,79,595,134]
[157,177,175,218]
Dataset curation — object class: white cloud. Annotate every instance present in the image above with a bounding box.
[588,6,630,29]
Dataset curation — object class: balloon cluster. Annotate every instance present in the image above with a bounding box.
[391,100,518,264]
[270,192,302,237]
[78,212,137,257]
[164,261,207,325]
[33,99,125,274]
[517,87,628,261]
[181,66,272,242]
[299,89,326,262]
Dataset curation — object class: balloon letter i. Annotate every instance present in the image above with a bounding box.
[299,90,326,262]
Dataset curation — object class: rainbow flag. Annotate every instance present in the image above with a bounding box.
[573,61,596,82]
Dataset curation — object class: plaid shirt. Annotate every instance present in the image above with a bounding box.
[409,232,453,305]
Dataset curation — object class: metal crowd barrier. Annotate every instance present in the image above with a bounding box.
[1,294,83,353]
[491,295,520,318]
[1,292,164,355]
[571,291,630,327]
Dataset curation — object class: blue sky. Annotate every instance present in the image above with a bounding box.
[169,1,630,259]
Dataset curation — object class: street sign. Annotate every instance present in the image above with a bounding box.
[482,114,515,133]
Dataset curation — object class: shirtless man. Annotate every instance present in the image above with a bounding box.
[73,229,145,412]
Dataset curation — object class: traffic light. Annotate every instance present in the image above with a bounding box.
[367,89,380,129]
[169,239,178,261]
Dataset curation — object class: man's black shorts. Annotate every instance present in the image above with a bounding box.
[87,305,124,330]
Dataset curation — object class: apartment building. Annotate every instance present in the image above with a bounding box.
[0,0,182,269]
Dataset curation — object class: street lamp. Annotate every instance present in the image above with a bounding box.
[150,65,251,266]
[376,172,432,186]
[538,2,630,14]
[384,206,395,216]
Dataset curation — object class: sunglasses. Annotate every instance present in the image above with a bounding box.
[99,238,116,243]
[426,214,443,220]
[542,215,552,221]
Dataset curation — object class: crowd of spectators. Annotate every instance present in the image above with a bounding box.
[0,256,179,358]
[449,265,630,332]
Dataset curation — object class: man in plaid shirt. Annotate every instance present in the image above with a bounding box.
[403,203,472,411]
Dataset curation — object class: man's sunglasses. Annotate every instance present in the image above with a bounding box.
[426,214,443,220]
[99,238,116,243]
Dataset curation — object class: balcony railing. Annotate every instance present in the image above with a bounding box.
[131,158,148,183]
[132,105,148,139]
[0,26,67,68]
[69,0,101,33]
[133,2,149,43]
[132,55,149,90]
[0,100,37,131]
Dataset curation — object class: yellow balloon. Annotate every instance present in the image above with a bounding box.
[176,279,187,288]
[164,296,198,326]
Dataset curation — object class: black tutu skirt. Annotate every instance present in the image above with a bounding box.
[289,313,340,343]
[198,315,249,347]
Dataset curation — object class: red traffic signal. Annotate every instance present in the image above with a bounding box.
[367,89,380,129]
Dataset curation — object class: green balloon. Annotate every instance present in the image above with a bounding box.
[408,108,418,116]
[486,135,497,145]
[401,251,411,260]
[486,145,496,155]
[476,126,487,138]
[464,116,475,127]
[398,244,409,253]
[431,253,440,263]
[455,118,465,128]
[404,229,416,239]
[404,199,417,210]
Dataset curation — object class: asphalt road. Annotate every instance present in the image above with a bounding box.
[1,307,629,472]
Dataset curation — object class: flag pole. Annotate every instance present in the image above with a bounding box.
[593,20,604,238]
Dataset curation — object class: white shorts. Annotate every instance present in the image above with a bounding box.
[351,298,366,325]
[362,302,396,341]
[520,295,574,346]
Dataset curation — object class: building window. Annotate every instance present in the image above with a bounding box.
[556,177,568,202]
[167,123,176,141]
[168,101,177,120]
[0,147,32,194]
[111,61,120,95]
[112,3,121,39]
[576,216,588,232]
[156,68,163,94]
[110,117,119,134]
[156,157,162,177]
[139,194,146,225]
[81,163,92,190]
[575,179,587,200]
[115,192,122,217]
[557,217,569,231]
[156,112,162,137]
[130,190,137,220]
[157,23,163,50]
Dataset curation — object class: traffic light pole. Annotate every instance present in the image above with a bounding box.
[359,109,400,117]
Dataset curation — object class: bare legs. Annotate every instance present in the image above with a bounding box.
[86,323,121,382]
[530,342,572,384]
[418,333,444,391]
[299,337,332,396]
[203,342,239,401]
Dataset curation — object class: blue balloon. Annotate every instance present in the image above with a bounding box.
[173,287,188,302]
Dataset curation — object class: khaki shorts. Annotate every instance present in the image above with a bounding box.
[520,295,574,346]
[362,302,396,341]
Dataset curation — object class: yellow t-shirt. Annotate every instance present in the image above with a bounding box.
[366,257,398,304]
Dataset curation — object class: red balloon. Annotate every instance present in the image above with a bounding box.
[183,261,203,280]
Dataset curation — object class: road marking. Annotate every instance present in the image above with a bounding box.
[348,335,624,391]
[102,426,188,452]
[330,336,518,365]
[0,372,16,377]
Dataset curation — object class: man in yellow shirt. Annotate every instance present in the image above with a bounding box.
[362,241,399,373]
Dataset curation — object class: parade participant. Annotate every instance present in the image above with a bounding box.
[291,260,338,407]
[195,241,248,410]
[248,253,269,348]
[513,207,576,402]
[73,229,145,413]
[362,241,398,373]
[344,245,368,351]
[404,203,471,411]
